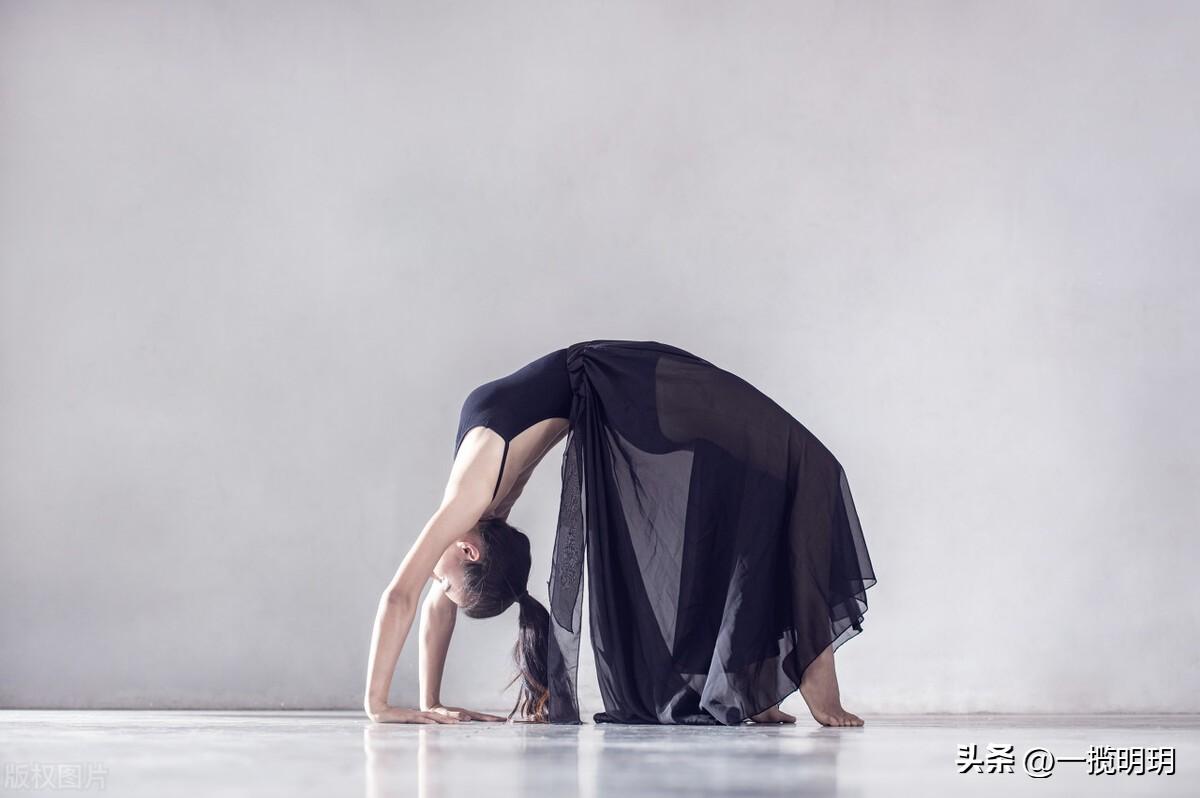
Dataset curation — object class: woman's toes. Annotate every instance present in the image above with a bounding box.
[750,707,795,724]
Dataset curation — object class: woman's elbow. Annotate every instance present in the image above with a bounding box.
[382,585,417,610]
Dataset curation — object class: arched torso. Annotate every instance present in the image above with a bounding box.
[451,345,575,520]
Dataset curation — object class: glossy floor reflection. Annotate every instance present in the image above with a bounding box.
[1,711,1196,796]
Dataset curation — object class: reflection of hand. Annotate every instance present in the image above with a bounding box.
[366,704,461,724]
[426,703,507,722]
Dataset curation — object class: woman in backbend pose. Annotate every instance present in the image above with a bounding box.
[364,339,876,727]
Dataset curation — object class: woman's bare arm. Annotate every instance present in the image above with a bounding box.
[418,581,457,710]
[363,440,501,722]
[417,581,507,721]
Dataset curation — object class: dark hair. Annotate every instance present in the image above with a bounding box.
[460,518,550,722]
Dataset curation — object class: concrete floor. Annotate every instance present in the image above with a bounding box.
[0,711,1195,797]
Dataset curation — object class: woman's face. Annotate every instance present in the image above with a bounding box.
[431,535,481,606]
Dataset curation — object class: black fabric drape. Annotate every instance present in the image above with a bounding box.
[545,340,876,725]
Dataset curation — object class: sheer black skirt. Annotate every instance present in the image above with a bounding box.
[545,340,876,725]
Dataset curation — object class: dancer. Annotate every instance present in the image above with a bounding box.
[364,340,876,726]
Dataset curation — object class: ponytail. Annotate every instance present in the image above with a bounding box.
[458,518,550,722]
[507,592,550,722]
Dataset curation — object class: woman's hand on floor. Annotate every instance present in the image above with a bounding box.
[425,703,507,722]
[365,703,461,724]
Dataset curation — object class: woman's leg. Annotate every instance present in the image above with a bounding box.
[747,644,863,726]
[653,354,869,728]
[796,643,863,726]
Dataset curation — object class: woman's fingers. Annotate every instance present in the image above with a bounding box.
[428,707,465,720]
[371,706,460,724]
[423,711,459,724]
[430,705,506,722]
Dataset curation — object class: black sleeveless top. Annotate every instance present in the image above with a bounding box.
[454,346,574,500]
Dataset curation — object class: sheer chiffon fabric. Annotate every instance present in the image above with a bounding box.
[545,340,876,725]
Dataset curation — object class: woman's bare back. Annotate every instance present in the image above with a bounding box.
[455,417,570,522]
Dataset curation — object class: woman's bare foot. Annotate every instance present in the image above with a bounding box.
[748,705,796,724]
[797,644,864,727]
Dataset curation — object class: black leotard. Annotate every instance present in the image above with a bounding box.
[454,346,574,500]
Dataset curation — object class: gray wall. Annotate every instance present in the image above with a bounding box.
[2,0,1197,714]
